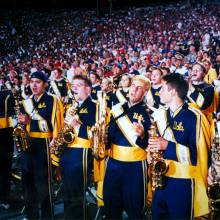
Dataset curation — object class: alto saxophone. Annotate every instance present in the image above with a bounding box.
[207,113,220,219]
[50,101,78,158]
[12,87,29,152]
[148,119,168,190]
[89,91,107,160]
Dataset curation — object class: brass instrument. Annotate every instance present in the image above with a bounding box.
[12,87,29,152]
[207,113,220,219]
[89,91,107,160]
[50,101,78,158]
[148,119,168,190]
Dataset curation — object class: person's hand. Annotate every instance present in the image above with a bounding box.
[148,137,168,152]
[133,121,144,138]
[146,148,152,164]
[64,114,81,132]
[18,113,30,125]
[208,161,220,185]
[50,138,56,153]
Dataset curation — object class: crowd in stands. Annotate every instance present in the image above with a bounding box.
[0,3,219,85]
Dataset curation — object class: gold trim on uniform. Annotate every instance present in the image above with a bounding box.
[109,144,147,162]
[0,117,13,128]
[67,137,91,148]
[28,131,53,138]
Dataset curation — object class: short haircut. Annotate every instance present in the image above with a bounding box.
[162,73,188,101]
[55,67,63,74]
[193,62,206,73]
[89,71,101,81]
[152,68,163,75]
[73,75,92,88]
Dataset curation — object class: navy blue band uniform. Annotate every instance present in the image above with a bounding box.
[48,78,68,98]
[147,86,162,109]
[187,82,215,118]
[20,92,63,219]
[151,103,210,219]
[59,97,97,219]
[114,88,129,105]
[103,101,151,219]
[0,90,14,204]
[21,84,32,100]
[91,84,101,100]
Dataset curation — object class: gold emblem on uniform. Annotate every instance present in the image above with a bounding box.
[173,121,184,131]
[92,89,96,94]
[155,91,160,96]
[38,102,46,109]
[133,113,145,123]
[80,108,88,114]
[58,83,63,87]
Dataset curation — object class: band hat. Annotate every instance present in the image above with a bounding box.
[30,71,48,82]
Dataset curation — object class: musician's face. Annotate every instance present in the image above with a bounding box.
[159,80,172,105]
[72,79,91,102]
[151,69,162,85]
[129,80,146,104]
[121,75,130,88]
[190,64,205,82]
[89,74,98,85]
[101,79,110,92]
[54,70,62,79]
[30,78,46,97]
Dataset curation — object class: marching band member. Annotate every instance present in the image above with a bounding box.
[59,75,97,219]
[21,74,32,100]
[18,71,64,219]
[115,73,131,104]
[101,77,115,109]
[187,63,216,123]
[0,89,14,209]
[103,75,151,219]
[48,67,68,102]
[89,71,101,100]
[146,68,163,108]
[149,73,210,219]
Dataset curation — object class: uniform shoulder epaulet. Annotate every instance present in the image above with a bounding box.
[158,104,168,110]
[91,99,97,104]
[47,92,59,100]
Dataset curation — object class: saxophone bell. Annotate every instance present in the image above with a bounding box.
[153,158,169,175]
[61,131,75,144]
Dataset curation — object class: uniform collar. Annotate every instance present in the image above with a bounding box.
[169,102,187,118]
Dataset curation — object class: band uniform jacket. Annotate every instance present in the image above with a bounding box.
[152,102,211,217]
[48,78,68,99]
[91,85,101,100]
[20,92,63,140]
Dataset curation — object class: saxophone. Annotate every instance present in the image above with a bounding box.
[89,91,107,160]
[50,100,78,158]
[148,119,169,190]
[207,113,220,219]
[12,87,29,152]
